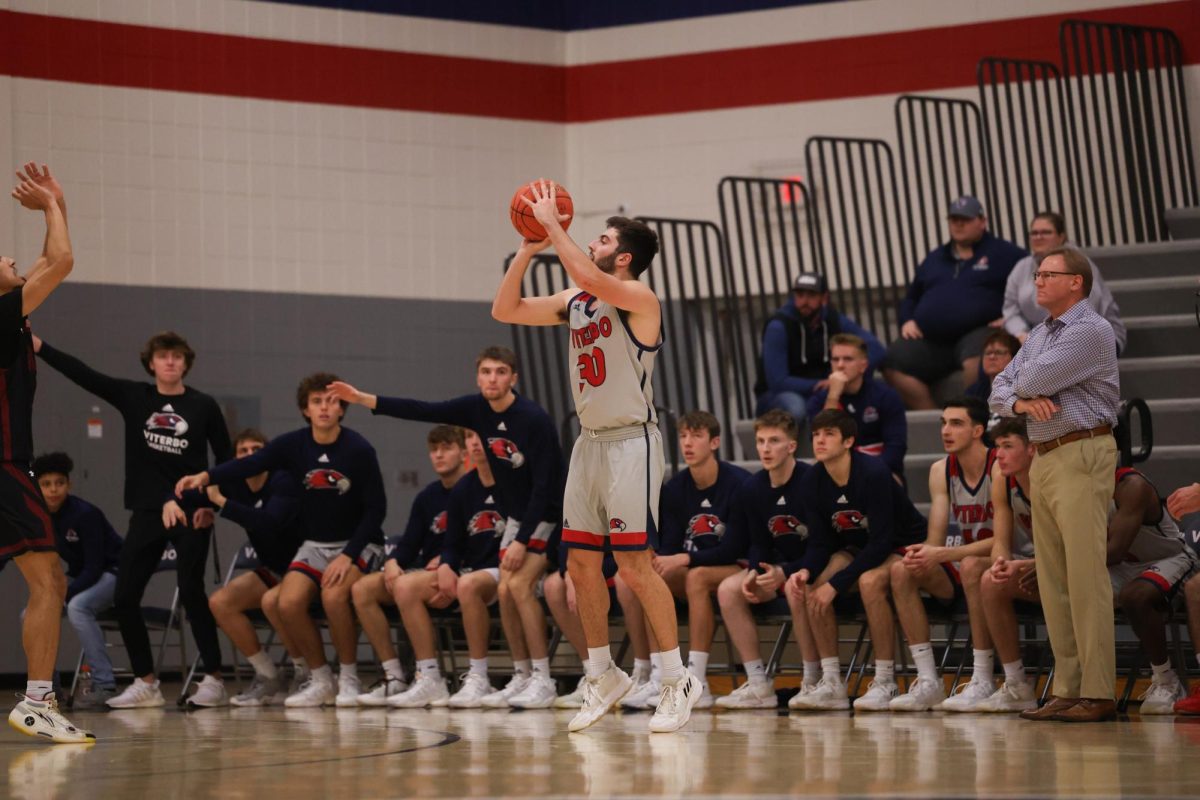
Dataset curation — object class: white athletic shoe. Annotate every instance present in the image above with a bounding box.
[8,696,95,744]
[889,677,946,711]
[1139,678,1186,715]
[106,680,165,709]
[448,673,495,708]
[786,682,820,710]
[939,678,996,712]
[567,664,634,733]
[508,674,558,709]
[790,674,849,711]
[553,676,587,709]
[284,673,337,708]
[186,675,229,708]
[649,671,703,733]
[388,673,449,709]
[694,681,716,710]
[481,674,530,709]
[356,676,408,707]
[976,680,1037,713]
[852,680,899,712]
[620,677,662,710]
[715,680,776,710]
[335,673,363,708]
[288,666,311,696]
[231,673,287,707]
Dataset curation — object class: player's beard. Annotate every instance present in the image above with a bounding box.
[593,252,618,275]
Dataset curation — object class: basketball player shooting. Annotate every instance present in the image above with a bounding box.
[492,180,701,733]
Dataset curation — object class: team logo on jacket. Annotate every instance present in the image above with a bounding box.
[431,511,448,535]
[767,515,807,538]
[862,406,879,424]
[304,468,351,495]
[687,513,725,541]
[64,528,79,543]
[469,510,504,537]
[832,509,867,531]
[144,406,191,454]
[487,437,525,468]
[609,518,627,532]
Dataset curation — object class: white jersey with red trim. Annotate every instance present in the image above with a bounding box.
[566,291,660,431]
[1006,476,1035,559]
[945,449,998,549]
[1110,467,1187,563]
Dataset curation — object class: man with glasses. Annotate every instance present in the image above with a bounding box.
[885,195,1026,410]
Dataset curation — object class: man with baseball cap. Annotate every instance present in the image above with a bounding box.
[754,271,885,426]
[884,195,1026,410]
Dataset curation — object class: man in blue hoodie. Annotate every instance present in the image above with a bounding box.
[885,196,1026,410]
[754,272,886,425]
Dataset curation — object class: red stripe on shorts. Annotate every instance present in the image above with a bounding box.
[610,531,648,547]
[1140,571,1172,593]
[562,528,606,547]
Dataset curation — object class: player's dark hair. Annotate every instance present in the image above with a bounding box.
[296,372,346,418]
[982,330,1021,358]
[811,409,857,441]
[1032,210,1066,236]
[476,345,518,373]
[32,452,74,479]
[991,416,1029,443]
[233,428,269,448]
[140,331,196,377]
[1042,246,1093,296]
[678,410,720,438]
[829,333,868,358]
[754,409,799,442]
[943,396,990,429]
[606,216,659,279]
[427,425,466,449]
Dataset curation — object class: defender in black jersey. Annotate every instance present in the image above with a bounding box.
[2,163,93,743]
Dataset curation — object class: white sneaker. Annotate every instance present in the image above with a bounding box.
[481,673,530,708]
[335,673,363,708]
[567,664,634,732]
[356,676,408,707]
[553,676,587,709]
[1139,678,1186,715]
[790,674,849,711]
[620,677,662,710]
[786,682,820,710]
[976,680,1037,713]
[106,680,165,709]
[186,676,229,708]
[388,673,449,709]
[508,674,558,709]
[852,680,899,712]
[288,666,311,696]
[284,673,337,708]
[231,673,287,707]
[448,672,495,708]
[649,671,703,733]
[8,696,95,744]
[889,677,946,711]
[694,681,716,710]
[939,678,996,712]
[715,680,776,710]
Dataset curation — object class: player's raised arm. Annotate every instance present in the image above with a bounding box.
[13,166,73,316]
[492,237,575,326]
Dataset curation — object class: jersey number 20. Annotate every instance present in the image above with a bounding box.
[577,348,607,390]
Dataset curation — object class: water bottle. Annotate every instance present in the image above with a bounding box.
[76,664,93,700]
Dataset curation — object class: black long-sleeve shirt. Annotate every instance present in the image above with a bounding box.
[52,495,123,600]
[372,392,562,546]
[178,470,302,565]
[658,461,752,565]
[38,342,232,511]
[440,471,502,572]
[738,462,813,571]
[387,478,452,570]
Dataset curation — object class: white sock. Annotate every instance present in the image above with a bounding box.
[649,651,663,683]
[585,646,612,679]
[25,681,54,703]
[909,642,937,682]
[1151,661,1176,683]
[532,658,551,678]
[248,651,278,679]
[416,659,440,678]
[659,647,685,685]
[633,658,652,681]
[382,658,405,682]
[687,650,710,678]
[744,659,767,683]
[339,662,357,682]
[820,656,841,681]
[312,664,334,683]
[1003,660,1026,685]
[803,660,821,686]
[469,658,488,678]
[875,659,895,685]
[973,649,994,682]
[514,659,532,677]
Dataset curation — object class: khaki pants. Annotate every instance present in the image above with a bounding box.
[1029,434,1117,699]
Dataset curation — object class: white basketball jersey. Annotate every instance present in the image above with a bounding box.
[566,291,660,431]
[945,450,998,548]
[1111,468,1187,563]
[1006,476,1035,559]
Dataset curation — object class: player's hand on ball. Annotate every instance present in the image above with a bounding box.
[523,179,571,230]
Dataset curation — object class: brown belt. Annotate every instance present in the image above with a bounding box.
[1035,424,1113,456]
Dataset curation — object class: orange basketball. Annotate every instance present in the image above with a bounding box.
[510,180,573,241]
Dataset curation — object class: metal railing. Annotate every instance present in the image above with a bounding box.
[1060,19,1198,246]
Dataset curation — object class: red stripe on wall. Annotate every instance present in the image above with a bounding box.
[0,3,1195,123]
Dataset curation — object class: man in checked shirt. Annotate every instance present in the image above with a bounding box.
[990,246,1120,723]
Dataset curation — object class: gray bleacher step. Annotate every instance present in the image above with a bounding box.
[1107,276,1197,317]
[1117,354,1200,399]
[1088,240,1200,282]
[1166,207,1200,240]
[1121,315,1198,358]
[1137,445,1200,497]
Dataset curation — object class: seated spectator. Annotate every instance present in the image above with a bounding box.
[33,453,123,709]
[1003,212,1126,353]
[885,196,1026,409]
[755,272,885,423]
[966,330,1020,403]
[807,333,907,476]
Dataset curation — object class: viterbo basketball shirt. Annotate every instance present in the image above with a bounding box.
[566,291,660,431]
